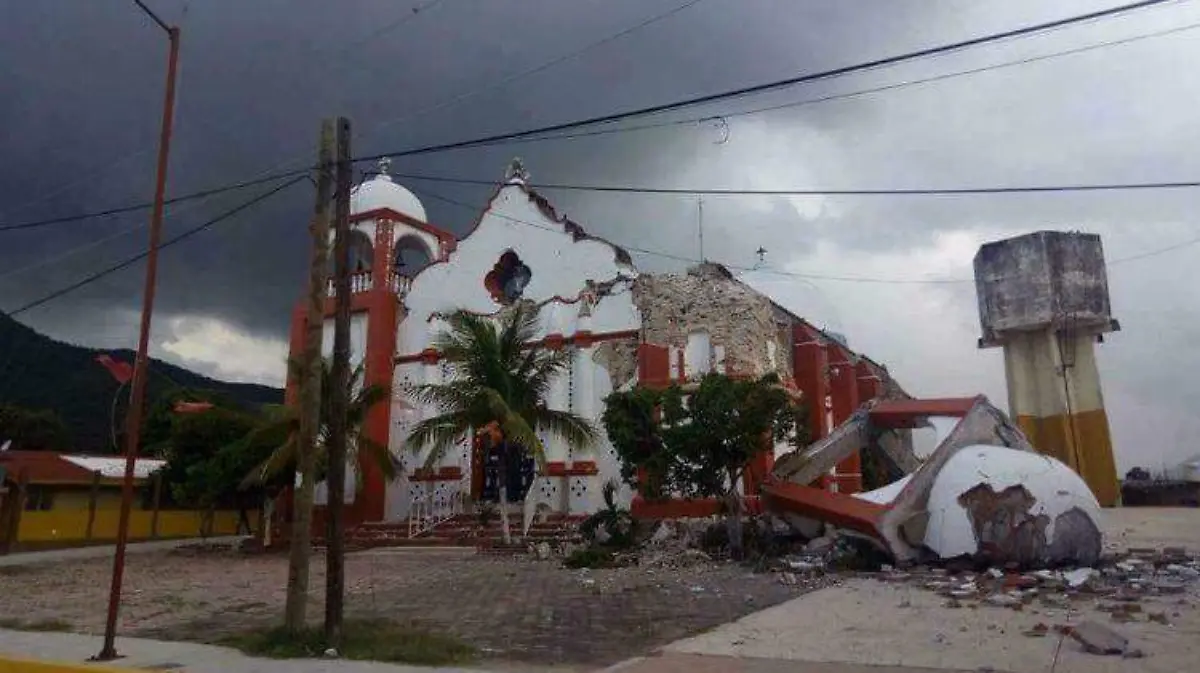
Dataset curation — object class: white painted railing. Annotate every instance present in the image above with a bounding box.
[407,486,465,538]
[325,271,413,298]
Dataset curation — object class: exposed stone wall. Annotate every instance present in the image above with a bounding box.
[632,263,793,381]
[593,340,638,391]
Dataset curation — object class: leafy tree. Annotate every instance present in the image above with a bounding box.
[238,358,397,490]
[404,303,598,544]
[602,372,807,560]
[0,404,70,451]
[142,387,240,457]
[162,406,259,534]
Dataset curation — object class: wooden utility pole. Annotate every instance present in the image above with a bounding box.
[324,116,352,648]
[284,118,335,632]
[97,4,179,660]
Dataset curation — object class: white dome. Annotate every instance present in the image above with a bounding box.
[351,172,427,223]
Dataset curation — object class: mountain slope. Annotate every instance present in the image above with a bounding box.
[0,313,283,452]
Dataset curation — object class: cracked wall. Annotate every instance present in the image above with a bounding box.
[632,263,794,381]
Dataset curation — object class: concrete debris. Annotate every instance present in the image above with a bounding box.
[764,396,1105,569]
[1067,620,1137,657]
[1064,567,1096,588]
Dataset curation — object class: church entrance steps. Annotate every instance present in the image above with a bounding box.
[335,513,588,551]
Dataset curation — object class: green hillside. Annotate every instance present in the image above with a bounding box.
[0,313,283,452]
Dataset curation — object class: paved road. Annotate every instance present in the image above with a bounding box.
[0,537,243,568]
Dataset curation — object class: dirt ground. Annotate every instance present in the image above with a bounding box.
[0,546,819,669]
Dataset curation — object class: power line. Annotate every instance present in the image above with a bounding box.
[9,0,1180,230]
[410,186,969,284]
[475,19,1200,147]
[132,0,171,33]
[6,177,306,317]
[364,0,710,140]
[0,173,301,233]
[392,171,1200,196]
[351,0,1181,163]
[410,184,1200,285]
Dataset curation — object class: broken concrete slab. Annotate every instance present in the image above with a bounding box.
[1067,620,1135,656]
[765,395,1104,569]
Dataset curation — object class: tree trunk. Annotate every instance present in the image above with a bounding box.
[285,118,335,633]
[725,469,744,561]
[497,443,512,545]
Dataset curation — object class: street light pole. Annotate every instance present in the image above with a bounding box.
[95,3,180,661]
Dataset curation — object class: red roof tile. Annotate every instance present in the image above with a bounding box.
[0,451,109,485]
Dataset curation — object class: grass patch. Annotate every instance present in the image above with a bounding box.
[0,618,73,632]
[222,619,475,666]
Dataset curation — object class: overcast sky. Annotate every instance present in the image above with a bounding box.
[4,0,1200,472]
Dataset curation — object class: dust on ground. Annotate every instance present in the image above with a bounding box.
[0,545,823,669]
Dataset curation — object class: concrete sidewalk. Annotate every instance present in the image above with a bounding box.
[0,629,485,673]
[602,653,982,673]
[0,537,242,568]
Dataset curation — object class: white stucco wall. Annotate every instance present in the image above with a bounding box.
[385,182,643,517]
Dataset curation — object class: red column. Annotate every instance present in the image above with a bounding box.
[792,324,830,487]
[632,344,671,509]
[357,291,398,523]
[827,343,861,494]
[856,360,884,405]
[742,430,775,495]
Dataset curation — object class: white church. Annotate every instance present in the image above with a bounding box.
[283,158,904,536]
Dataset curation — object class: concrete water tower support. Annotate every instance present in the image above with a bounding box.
[974,231,1121,506]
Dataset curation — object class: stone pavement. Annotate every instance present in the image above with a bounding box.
[0,537,242,568]
[0,628,486,673]
[0,546,815,669]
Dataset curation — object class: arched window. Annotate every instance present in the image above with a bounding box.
[393,235,433,276]
[328,230,375,276]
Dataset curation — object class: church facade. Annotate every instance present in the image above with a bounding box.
[284,159,908,530]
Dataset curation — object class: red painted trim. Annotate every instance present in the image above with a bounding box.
[349,207,455,244]
[868,396,981,429]
[543,333,566,351]
[409,466,464,482]
[631,496,763,520]
[566,460,598,476]
[760,478,887,541]
[574,330,594,348]
[546,461,568,477]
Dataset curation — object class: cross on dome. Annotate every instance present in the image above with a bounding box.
[377,156,392,178]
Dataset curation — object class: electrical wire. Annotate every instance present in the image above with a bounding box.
[4,0,1184,233]
[392,171,1200,196]
[350,0,1183,164]
[363,0,711,140]
[410,185,1200,285]
[481,19,1200,146]
[5,177,306,317]
[0,173,302,233]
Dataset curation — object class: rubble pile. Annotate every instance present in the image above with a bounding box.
[770,539,1197,657]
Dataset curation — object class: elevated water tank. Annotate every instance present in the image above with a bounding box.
[974,231,1118,346]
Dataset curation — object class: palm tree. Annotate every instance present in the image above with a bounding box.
[405,302,598,544]
[239,357,399,490]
